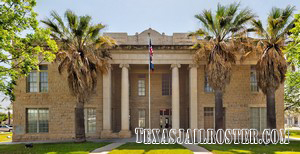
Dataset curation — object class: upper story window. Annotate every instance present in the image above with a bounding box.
[250,66,259,92]
[26,108,49,133]
[138,74,146,96]
[27,65,48,93]
[162,74,172,96]
[204,74,214,93]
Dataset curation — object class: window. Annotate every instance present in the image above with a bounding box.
[204,107,214,129]
[204,107,225,129]
[162,74,172,96]
[204,74,214,93]
[138,74,146,96]
[294,117,298,125]
[27,108,49,133]
[250,66,259,92]
[27,65,48,92]
[84,108,96,133]
[28,72,38,92]
[250,107,266,131]
[138,109,146,128]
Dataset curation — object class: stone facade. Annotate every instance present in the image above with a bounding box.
[12,28,284,142]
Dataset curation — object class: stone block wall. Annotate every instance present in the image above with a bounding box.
[12,63,103,142]
[197,65,284,130]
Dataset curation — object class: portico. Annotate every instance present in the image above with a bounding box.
[100,28,199,138]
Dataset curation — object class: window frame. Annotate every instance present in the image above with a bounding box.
[26,108,49,134]
[250,65,259,92]
[138,109,146,128]
[250,107,266,131]
[84,108,96,134]
[204,73,214,93]
[162,74,172,96]
[137,78,146,96]
[27,65,48,93]
[204,107,225,129]
[27,71,38,92]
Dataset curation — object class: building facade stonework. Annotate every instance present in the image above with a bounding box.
[12,29,284,142]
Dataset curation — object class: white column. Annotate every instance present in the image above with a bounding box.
[103,65,112,131]
[189,64,198,129]
[120,64,130,131]
[171,64,181,129]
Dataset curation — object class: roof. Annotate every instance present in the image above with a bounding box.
[104,28,196,45]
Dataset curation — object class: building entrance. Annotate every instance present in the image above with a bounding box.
[159,109,172,130]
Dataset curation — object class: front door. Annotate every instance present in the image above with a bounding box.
[160,109,172,130]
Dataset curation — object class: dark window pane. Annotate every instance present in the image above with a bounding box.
[27,109,38,133]
[250,66,259,92]
[27,72,38,92]
[84,108,96,133]
[162,74,172,95]
[38,109,49,132]
[40,72,48,92]
[39,65,48,70]
[204,74,214,92]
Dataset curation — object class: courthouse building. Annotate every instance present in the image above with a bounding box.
[12,28,284,141]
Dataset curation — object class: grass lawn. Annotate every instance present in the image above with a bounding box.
[200,141,300,154]
[287,130,300,138]
[109,143,192,154]
[0,142,110,154]
[0,132,12,142]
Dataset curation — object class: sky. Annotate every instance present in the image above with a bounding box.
[35,0,300,35]
[1,0,299,111]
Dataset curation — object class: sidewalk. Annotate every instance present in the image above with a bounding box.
[182,144,212,154]
[289,137,300,141]
[89,142,212,154]
[90,142,126,154]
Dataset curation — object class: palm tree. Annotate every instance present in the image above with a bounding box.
[1,96,12,126]
[4,104,12,126]
[190,3,255,130]
[243,6,295,129]
[42,10,116,142]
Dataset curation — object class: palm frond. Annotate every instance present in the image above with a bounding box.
[251,19,268,38]
[95,36,117,49]
[50,11,68,34]
[76,15,92,37]
[225,2,239,17]
[276,19,295,43]
[188,29,209,37]
[195,10,216,35]
[216,3,226,18]
[266,6,295,43]
[65,10,78,34]
[233,8,256,28]
[41,18,62,37]
[90,24,105,40]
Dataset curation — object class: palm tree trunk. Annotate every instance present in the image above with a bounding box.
[266,90,276,129]
[75,99,86,142]
[215,90,224,130]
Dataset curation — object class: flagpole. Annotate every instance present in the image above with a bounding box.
[148,33,151,129]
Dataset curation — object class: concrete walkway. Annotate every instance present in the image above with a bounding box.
[90,142,126,154]
[182,144,212,154]
[89,142,212,154]
[289,137,300,141]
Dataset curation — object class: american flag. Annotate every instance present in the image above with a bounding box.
[149,39,154,71]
